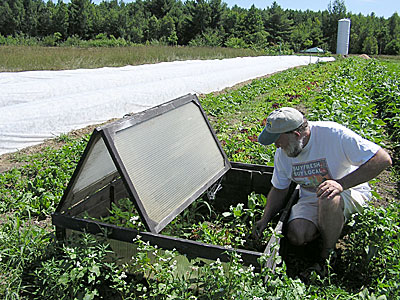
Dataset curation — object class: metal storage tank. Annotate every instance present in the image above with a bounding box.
[336,19,351,55]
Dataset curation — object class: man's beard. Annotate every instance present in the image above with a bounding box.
[283,134,304,157]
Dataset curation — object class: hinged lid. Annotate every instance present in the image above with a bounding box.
[57,94,231,233]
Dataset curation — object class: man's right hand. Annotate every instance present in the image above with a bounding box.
[252,218,269,240]
[251,186,289,240]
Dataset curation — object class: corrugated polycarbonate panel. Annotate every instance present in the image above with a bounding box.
[72,137,117,194]
[114,102,225,232]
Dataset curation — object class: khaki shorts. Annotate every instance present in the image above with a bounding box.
[287,189,368,229]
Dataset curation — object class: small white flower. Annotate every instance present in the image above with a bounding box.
[129,216,139,224]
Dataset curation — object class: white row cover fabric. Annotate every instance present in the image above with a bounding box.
[0,55,334,155]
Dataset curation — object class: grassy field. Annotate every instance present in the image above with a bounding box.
[0,49,399,299]
[1,45,397,72]
[0,45,264,72]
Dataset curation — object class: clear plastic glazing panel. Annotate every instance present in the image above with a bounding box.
[114,102,225,225]
[72,137,117,194]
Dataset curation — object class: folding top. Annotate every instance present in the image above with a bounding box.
[57,94,231,233]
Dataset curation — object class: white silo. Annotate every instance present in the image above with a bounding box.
[336,19,351,55]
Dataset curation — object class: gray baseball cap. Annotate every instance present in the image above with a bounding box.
[258,107,304,145]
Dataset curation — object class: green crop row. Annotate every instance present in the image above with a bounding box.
[201,60,341,165]
[0,135,88,219]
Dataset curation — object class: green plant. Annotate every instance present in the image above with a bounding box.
[338,203,400,297]
[128,235,315,299]
[100,192,269,251]
[30,233,134,300]
[306,58,386,144]
[0,216,52,297]
[97,198,146,231]
[0,136,88,218]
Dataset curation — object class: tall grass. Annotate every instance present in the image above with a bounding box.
[0,45,263,72]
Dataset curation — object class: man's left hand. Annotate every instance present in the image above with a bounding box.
[316,180,344,200]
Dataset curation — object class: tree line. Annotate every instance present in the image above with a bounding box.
[0,0,399,55]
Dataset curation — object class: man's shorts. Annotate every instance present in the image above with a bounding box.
[287,189,369,229]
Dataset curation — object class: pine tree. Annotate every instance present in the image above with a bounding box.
[68,0,91,38]
[52,0,69,38]
[265,2,294,45]
[0,0,25,36]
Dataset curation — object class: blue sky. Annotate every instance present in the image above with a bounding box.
[223,0,398,18]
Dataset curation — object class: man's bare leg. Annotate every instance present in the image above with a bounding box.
[287,218,319,246]
[318,195,344,259]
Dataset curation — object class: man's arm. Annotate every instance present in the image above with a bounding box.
[253,186,289,239]
[317,148,392,199]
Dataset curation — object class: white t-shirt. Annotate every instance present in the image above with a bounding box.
[271,121,381,199]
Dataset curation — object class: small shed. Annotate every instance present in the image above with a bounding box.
[301,47,325,53]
